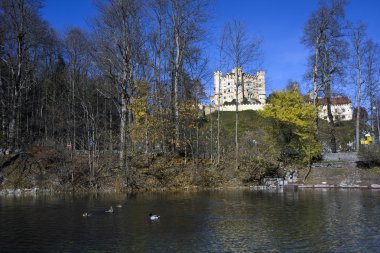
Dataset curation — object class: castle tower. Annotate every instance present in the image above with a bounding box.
[212,67,266,108]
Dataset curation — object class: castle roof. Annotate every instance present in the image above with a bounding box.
[317,97,351,106]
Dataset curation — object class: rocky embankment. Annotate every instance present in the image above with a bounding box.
[299,152,380,189]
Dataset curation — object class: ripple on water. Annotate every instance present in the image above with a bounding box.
[0,190,380,252]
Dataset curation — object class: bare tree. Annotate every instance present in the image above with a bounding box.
[302,0,347,106]
[93,0,146,186]
[363,40,379,143]
[0,0,35,146]
[302,0,348,153]
[0,0,59,148]
[223,20,261,169]
[350,23,367,151]
[167,0,208,152]
[64,28,90,151]
[215,26,227,164]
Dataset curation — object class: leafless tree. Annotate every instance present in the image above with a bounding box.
[223,20,261,169]
[215,26,227,165]
[350,23,367,151]
[93,0,146,185]
[64,28,90,151]
[302,0,348,153]
[166,0,208,152]
[0,0,58,148]
[363,40,379,143]
[302,0,347,106]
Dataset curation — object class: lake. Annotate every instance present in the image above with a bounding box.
[1,189,380,252]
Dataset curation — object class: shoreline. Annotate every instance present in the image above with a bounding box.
[2,183,380,197]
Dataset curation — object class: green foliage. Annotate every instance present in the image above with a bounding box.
[318,119,369,152]
[318,119,356,151]
[358,145,380,167]
[259,91,322,164]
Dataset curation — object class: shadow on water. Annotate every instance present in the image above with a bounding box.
[0,189,380,252]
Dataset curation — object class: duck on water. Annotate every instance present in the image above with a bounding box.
[149,213,160,221]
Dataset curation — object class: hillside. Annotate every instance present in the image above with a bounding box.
[206,110,359,152]
[206,110,268,134]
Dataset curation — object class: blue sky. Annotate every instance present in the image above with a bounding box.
[41,0,380,98]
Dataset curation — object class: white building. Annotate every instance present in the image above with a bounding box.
[317,97,353,121]
[210,67,266,110]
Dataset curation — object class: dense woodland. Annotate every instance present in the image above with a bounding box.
[0,0,379,191]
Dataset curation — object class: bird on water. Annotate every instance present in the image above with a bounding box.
[149,213,160,221]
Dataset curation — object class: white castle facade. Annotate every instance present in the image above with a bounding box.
[210,67,266,111]
[317,97,353,122]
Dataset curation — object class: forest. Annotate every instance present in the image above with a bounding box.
[0,0,379,192]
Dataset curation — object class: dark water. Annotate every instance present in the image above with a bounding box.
[1,189,380,252]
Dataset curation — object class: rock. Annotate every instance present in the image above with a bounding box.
[370,184,380,189]
[314,184,334,188]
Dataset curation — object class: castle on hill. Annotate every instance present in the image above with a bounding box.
[207,67,352,123]
[210,67,266,112]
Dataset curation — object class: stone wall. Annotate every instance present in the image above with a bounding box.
[219,104,265,112]
[322,152,358,162]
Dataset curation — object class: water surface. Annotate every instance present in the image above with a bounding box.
[1,189,380,252]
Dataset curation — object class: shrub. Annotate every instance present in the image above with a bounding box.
[358,145,380,167]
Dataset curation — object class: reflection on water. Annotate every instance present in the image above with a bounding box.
[0,189,380,252]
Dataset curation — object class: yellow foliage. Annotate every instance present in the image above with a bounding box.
[260,91,321,163]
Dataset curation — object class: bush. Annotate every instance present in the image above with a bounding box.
[238,158,280,183]
[358,145,380,167]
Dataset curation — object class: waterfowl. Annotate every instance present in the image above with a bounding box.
[82,212,92,217]
[116,204,122,208]
[106,206,114,213]
[149,213,160,221]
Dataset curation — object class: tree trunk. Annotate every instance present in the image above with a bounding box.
[355,52,362,152]
[71,78,76,151]
[174,33,181,151]
[120,94,128,171]
[217,72,221,164]
[376,99,380,145]
[235,68,239,170]
[326,79,337,153]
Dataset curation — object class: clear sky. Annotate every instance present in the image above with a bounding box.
[41,0,380,98]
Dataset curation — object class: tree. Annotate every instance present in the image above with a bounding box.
[93,0,146,186]
[64,28,91,151]
[350,23,367,151]
[215,25,228,165]
[223,20,261,169]
[0,0,55,147]
[260,91,321,164]
[363,40,379,143]
[147,0,168,153]
[167,0,208,152]
[302,0,348,153]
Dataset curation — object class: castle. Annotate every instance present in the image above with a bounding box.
[210,67,266,111]
[317,97,353,122]
[208,67,352,122]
